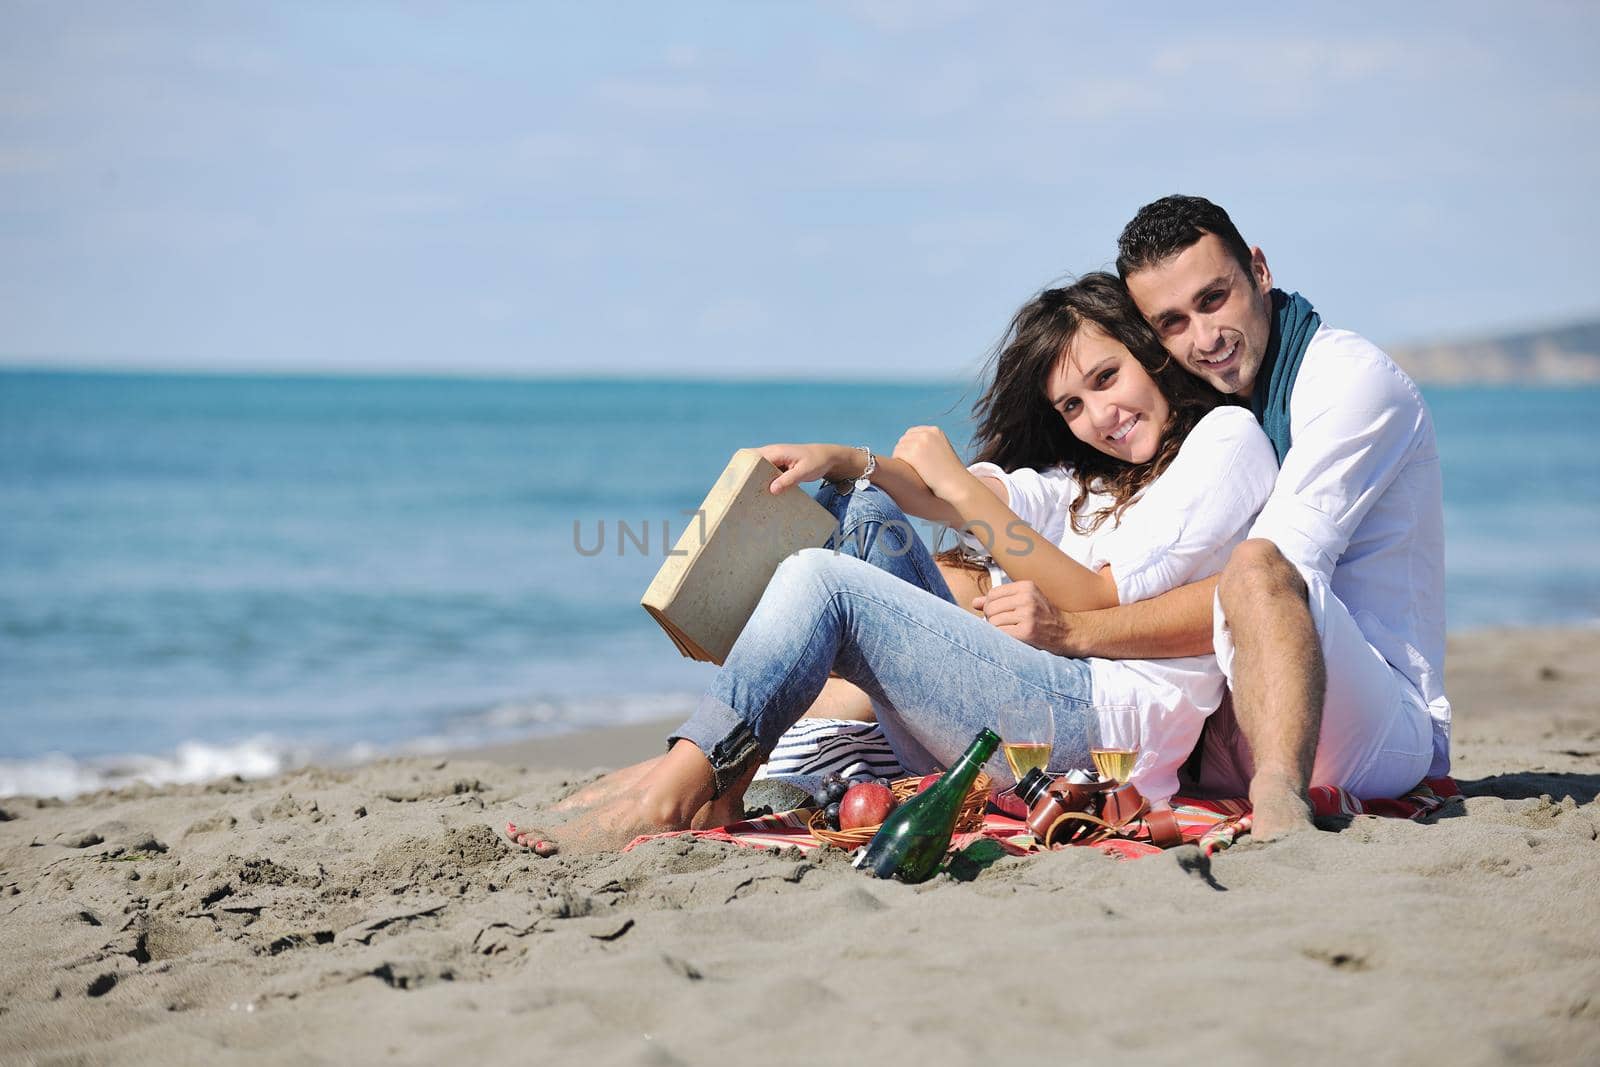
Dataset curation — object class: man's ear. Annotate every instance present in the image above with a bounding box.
[1249,246,1273,294]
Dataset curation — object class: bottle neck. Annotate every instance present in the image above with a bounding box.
[944,729,999,788]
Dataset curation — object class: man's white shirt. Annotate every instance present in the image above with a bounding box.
[1243,324,1452,777]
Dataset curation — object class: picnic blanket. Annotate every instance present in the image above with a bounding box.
[623,776,1461,860]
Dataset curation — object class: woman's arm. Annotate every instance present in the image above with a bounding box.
[756,442,1005,526]
[893,427,1120,613]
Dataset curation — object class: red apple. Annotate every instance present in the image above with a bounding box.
[916,772,943,794]
[838,782,896,830]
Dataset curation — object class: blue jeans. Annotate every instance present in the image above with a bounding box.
[670,484,1095,795]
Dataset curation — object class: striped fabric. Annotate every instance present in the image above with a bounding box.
[753,717,903,784]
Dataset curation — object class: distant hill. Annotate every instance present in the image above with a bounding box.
[1389,319,1600,384]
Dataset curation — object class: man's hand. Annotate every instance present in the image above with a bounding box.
[972,580,1081,654]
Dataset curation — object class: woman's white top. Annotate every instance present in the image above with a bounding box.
[960,405,1278,804]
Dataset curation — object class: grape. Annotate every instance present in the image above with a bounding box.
[819,779,850,806]
[824,802,841,830]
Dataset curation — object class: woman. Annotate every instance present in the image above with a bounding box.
[509,273,1278,855]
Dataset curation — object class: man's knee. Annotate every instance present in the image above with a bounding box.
[1218,538,1308,616]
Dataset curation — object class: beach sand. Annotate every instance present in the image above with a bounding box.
[2,627,1597,1066]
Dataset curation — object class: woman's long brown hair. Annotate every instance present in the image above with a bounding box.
[936,272,1226,583]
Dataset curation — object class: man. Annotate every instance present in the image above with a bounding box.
[985,195,1449,839]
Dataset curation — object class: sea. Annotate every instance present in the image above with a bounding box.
[2,371,1597,797]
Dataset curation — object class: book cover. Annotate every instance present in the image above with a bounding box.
[641,449,839,664]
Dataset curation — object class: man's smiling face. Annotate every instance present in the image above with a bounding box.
[1123,232,1276,398]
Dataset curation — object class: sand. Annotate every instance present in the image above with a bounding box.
[2,627,1597,1066]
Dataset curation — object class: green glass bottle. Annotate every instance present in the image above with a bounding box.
[860,728,1000,883]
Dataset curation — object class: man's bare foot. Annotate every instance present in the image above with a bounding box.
[1248,771,1315,841]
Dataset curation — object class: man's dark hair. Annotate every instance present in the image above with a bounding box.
[1115,195,1253,280]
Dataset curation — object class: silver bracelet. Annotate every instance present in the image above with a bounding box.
[853,446,876,493]
[833,445,875,494]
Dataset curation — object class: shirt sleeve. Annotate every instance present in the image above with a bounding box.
[1247,345,1427,586]
[957,461,1074,554]
[1090,406,1279,605]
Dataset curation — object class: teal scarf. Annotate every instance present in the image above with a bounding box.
[1250,289,1321,463]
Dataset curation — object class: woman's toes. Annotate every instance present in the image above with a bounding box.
[506,822,560,856]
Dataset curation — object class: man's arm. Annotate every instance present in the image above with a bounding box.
[977,573,1218,659]
[1055,576,1218,658]
[1249,343,1424,584]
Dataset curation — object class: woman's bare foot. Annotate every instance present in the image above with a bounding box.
[507,780,748,855]
[504,822,563,856]
[506,740,728,856]
[551,756,662,814]
[689,789,748,831]
[505,795,675,856]
[1248,770,1315,841]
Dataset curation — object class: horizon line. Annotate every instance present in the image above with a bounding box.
[0,361,976,389]
[4,361,1598,392]
[4,307,1598,383]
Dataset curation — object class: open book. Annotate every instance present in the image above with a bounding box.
[641,449,840,664]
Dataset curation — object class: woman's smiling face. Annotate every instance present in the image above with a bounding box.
[1046,323,1171,465]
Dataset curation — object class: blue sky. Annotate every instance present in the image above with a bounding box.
[2,1,1597,380]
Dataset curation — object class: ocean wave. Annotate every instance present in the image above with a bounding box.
[0,689,705,801]
[0,737,315,801]
[442,690,701,736]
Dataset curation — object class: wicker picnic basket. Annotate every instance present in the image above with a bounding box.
[806,772,994,850]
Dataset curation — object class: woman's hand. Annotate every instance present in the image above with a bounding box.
[756,443,856,495]
[893,426,976,502]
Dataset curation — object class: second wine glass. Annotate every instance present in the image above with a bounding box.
[1086,707,1143,783]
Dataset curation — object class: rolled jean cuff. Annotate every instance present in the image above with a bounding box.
[667,694,764,799]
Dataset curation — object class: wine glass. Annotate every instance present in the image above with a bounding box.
[996,701,1055,783]
[1086,707,1143,784]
